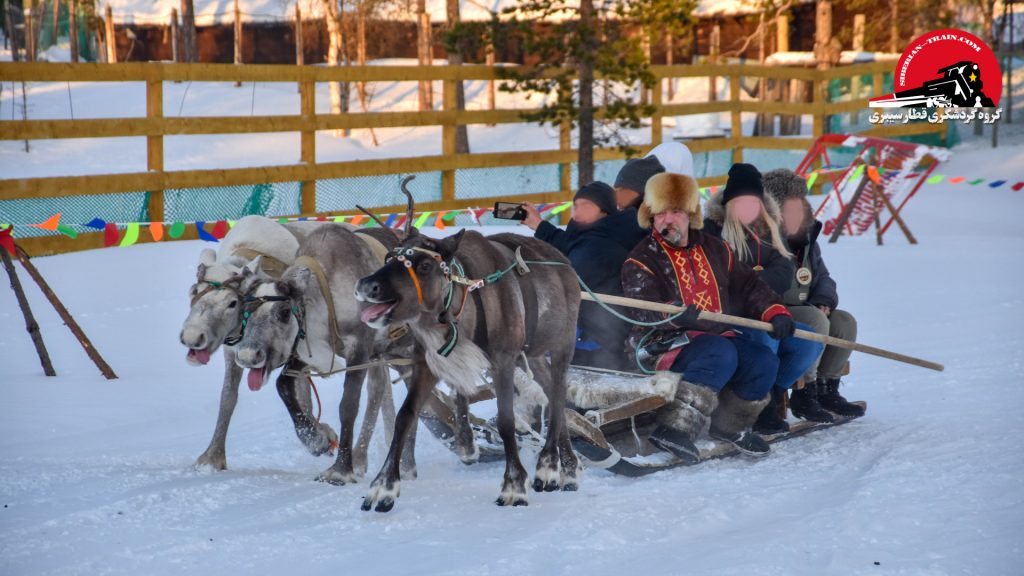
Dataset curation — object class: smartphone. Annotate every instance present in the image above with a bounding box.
[492,202,527,221]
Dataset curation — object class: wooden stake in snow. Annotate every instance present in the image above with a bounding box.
[1,245,55,376]
[12,244,118,380]
[581,292,944,372]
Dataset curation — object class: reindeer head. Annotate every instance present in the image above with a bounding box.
[354,229,466,329]
[180,249,263,366]
[232,266,312,391]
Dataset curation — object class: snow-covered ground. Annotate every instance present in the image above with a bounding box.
[2,136,1023,575]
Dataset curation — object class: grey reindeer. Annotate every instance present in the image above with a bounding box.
[355,195,582,512]
[232,223,419,484]
[179,216,392,475]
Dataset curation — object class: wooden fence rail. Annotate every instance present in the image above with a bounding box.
[0,60,945,256]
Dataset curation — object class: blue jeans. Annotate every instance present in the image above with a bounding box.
[737,322,824,390]
[669,334,779,401]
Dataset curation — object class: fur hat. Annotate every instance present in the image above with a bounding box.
[638,172,703,230]
[722,163,764,205]
[762,168,808,206]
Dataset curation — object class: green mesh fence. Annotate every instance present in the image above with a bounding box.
[34,0,97,61]
[0,191,148,239]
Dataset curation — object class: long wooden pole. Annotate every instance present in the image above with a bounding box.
[1,247,56,376]
[14,244,118,379]
[581,292,944,372]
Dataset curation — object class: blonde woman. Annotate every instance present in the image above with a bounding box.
[703,163,830,434]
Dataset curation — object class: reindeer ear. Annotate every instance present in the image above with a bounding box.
[286,266,312,296]
[242,255,263,277]
[198,248,217,267]
[435,229,466,259]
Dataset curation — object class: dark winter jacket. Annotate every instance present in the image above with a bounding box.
[535,216,633,369]
[535,207,648,256]
[703,190,795,297]
[621,228,791,371]
[783,219,839,310]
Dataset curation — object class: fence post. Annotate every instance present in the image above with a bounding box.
[729,73,743,163]
[146,78,165,223]
[233,0,242,87]
[651,70,663,147]
[69,0,79,63]
[294,4,303,66]
[171,8,179,63]
[104,5,116,63]
[300,80,316,215]
[24,4,35,62]
[441,76,457,204]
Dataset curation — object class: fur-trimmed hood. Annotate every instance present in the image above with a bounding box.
[704,187,784,237]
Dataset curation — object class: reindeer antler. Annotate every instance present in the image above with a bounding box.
[400,175,416,236]
[355,205,400,240]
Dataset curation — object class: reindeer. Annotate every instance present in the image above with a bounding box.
[179,216,392,474]
[231,223,420,484]
[355,192,582,512]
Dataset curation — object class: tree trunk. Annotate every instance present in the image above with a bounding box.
[323,0,347,136]
[180,0,197,62]
[416,0,433,110]
[578,0,595,185]
[446,0,469,153]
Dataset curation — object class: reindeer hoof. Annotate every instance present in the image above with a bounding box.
[193,452,227,472]
[532,477,559,493]
[316,468,357,486]
[495,495,529,507]
[561,481,579,492]
[362,480,400,513]
[532,463,561,493]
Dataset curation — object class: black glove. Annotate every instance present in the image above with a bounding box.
[669,302,701,330]
[769,314,795,341]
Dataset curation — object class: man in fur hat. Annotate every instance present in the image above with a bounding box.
[763,168,864,418]
[621,172,796,461]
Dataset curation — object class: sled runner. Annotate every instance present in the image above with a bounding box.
[416,365,866,476]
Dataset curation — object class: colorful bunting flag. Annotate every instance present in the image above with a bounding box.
[195,221,217,242]
[119,222,140,247]
[104,222,120,247]
[169,221,186,239]
[150,222,164,242]
[30,213,61,231]
[211,220,229,239]
[0,225,15,256]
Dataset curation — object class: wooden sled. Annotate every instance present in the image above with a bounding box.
[417,365,866,476]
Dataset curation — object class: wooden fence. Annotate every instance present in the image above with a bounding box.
[0,60,946,255]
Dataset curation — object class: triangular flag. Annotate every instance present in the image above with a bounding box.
[278,218,288,224]
[867,166,882,185]
[31,213,61,231]
[414,212,432,228]
[104,223,120,247]
[550,203,571,215]
[444,211,457,222]
[806,172,818,189]
[333,216,347,223]
[227,220,237,229]
[926,174,945,184]
[968,178,985,186]
[56,224,78,239]
[364,215,378,228]
[988,180,1006,188]
[384,214,397,228]
[119,222,140,247]
[350,215,367,226]
[435,211,447,230]
[211,220,229,239]
[84,218,106,230]
[149,222,164,242]
[0,225,15,256]
[1013,182,1024,192]
[948,176,965,184]
[168,221,186,239]
[195,221,218,242]
[394,215,408,229]
[851,164,865,180]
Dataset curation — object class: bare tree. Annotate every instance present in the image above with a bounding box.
[180,0,197,62]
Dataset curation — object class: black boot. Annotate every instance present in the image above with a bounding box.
[649,425,701,465]
[709,426,770,457]
[817,378,865,417]
[753,388,790,435]
[789,382,835,423]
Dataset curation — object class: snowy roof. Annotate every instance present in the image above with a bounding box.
[102,0,806,25]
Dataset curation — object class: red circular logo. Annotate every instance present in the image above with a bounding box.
[871,28,1002,108]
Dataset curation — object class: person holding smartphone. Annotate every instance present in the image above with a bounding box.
[520,182,632,370]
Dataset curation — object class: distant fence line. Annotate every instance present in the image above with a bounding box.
[0,60,947,255]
